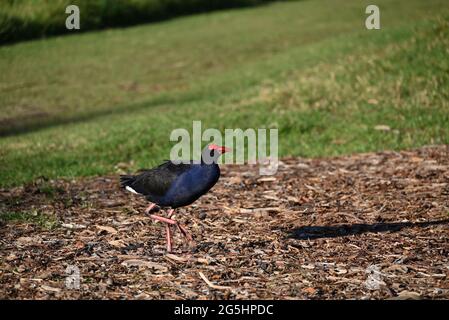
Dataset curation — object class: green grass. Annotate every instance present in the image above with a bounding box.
[0,0,273,43]
[0,0,448,188]
[0,210,59,229]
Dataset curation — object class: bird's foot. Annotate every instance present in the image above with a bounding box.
[144,203,159,214]
[176,223,193,242]
[166,224,173,253]
[150,214,192,239]
[150,214,177,225]
[150,214,193,248]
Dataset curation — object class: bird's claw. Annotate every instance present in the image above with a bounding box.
[176,223,193,242]
[149,212,194,251]
[144,203,159,214]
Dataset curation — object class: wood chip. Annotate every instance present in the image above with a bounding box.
[40,285,61,293]
[199,272,232,291]
[165,254,188,263]
[121,260,168,272]
[95,225,118,234]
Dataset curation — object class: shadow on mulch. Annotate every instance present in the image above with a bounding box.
[289,219,449,240]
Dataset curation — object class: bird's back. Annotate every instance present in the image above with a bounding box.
[120,161,220,208]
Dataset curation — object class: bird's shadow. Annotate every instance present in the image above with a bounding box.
[289,218,449,240]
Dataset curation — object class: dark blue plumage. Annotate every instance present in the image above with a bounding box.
[157,163,220,208]
[120,144,227,209]
[120,144,230,252]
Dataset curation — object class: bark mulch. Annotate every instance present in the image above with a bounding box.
[0,145,448,299]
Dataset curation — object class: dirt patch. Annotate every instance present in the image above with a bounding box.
[1,145,448,299]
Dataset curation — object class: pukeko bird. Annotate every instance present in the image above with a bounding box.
[120,144,230,252]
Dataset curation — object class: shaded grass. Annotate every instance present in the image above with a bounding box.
[0,0,448,188]
[0,0,274,44]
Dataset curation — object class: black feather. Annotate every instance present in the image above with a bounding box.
[121,146,223,208]
[121,161,193,196]
[120,175,136,188]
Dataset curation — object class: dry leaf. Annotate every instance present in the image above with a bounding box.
[302,287,316,294]
[374,125,391,131]
[40,285,61,293]
[121,260,168,272]
[390,290,421,300]
[95,225,118,234]
[165,254,188,263]
[108,240,127,248]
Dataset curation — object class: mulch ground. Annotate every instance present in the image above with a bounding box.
[1,145,448,299]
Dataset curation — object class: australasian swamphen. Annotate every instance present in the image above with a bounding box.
[120,144,230,252]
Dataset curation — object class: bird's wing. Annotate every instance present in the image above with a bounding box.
[128,161,193,196]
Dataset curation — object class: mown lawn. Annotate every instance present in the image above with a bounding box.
[0,0,448,188]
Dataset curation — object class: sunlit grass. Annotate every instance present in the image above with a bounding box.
[0,0,448,187]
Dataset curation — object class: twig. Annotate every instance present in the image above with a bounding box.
[199,272,232,291]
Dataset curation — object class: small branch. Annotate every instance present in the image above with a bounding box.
[199,272,232,291]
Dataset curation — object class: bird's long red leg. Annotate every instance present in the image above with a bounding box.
[165,209,174,252]
[145,203,157,214]
[165,224,172,252]
[149,214,177,225]
[149,211,176,252]
[150,209,193,250]
[168,210,193,243]
[177,223,193,242]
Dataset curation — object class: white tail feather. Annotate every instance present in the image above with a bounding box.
[126,186,139,194]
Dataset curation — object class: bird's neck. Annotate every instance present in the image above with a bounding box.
[200,157,219,165]
[200,150,220,165]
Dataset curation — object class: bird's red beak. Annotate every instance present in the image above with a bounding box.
[208,144,231,153]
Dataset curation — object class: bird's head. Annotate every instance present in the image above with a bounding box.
[202,144,231,164]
